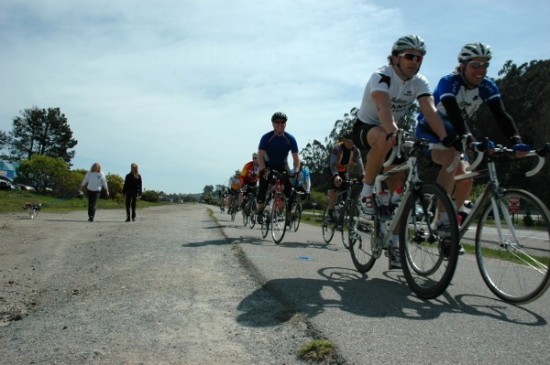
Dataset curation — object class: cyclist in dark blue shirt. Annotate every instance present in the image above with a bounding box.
[256,112,300,223]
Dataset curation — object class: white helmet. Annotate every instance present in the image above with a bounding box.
[235,169,240,175]
[458,42,492,63]
[252,152,258,159]
[392,35,426,55]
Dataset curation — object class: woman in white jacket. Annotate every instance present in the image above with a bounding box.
[80,162,109,222]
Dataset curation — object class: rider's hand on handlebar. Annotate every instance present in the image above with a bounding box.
[471,140,495,153]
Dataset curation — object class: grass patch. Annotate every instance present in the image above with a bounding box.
[461,241,549,266]
[297,339,336,363]
[0,190,164,213]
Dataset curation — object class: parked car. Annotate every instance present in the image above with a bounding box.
[16,183,36,192]
[0,180,15,191]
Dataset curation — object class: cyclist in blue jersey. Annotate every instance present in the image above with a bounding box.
[256,112,300,224]
[290,160,311,198]
[415,42,530,235]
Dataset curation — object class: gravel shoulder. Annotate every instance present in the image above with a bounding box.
[0,204,320,365]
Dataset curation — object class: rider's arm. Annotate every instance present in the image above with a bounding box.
[419,95,449,140]
[257,150,267,171]
[486,98,522,144]
[440,96,467,137]
[291,152,300,172]
[372,90,398,135]
[329,145,340,176]
[353,146,365,176]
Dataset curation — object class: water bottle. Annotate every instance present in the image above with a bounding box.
[457,200,473,226]
[391,186,403,206]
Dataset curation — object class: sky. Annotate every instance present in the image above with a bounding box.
[1,0,549,194]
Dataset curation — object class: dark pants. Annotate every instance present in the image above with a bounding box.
[125,193,138,219]
[87,190,101,219]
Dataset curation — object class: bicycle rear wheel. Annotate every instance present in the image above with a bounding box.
[242,208,249,227]
[348,202,377,273]
[292,202,302,232]
[475,189,550,304]
[260,207,270,238]
[322,206,335,243]
[271,193,287,244]
[340,204,352,249]
[400,183,459,299]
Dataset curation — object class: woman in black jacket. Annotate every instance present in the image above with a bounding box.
[122,163,143,222]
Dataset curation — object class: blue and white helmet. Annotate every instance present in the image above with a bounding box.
[392,35,427,55]
[458,42,492,63]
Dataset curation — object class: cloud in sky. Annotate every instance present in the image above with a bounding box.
[1,0,549,193]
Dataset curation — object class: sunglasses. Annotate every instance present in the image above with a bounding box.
[400,53,423,63]
[468,61,490,69]
[273,120,286,124]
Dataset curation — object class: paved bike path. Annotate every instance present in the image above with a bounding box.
[213,207,550,365]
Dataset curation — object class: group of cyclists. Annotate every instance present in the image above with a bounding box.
[220,34,531,269]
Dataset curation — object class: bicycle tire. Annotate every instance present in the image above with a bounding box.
[271,193,287,244]
[339,204,351,249]
[400,182,459,299]
[242,209,248,227]
[475,189,550,304]
[260,207,270,238]
[348,201,377,273]
[292,202,302,232]
[249,199,257,229]
[322,205,335,243]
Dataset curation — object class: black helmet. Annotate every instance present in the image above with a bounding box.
[271,112,287,122]
[342,130,353,140]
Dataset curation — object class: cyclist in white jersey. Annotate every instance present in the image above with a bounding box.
[415,42,530,233]
[352,35,448,268]
[353,35,447,206]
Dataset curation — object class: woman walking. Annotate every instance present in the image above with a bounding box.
[122,163,143,222]
[80,162,109,222]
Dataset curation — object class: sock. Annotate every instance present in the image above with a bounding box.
[360,183,373,197]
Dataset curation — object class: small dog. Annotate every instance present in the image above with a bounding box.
[23,202,42,220]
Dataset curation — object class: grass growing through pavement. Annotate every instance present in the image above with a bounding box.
[297,339,337,363]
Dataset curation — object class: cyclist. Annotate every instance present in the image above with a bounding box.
[227,170,242,214]
[256,112,300,224]
[218,186,228,212]
[289,160,311,200]
[325,132,364,223]
[415,42,530,247]
[352,35,447,268]
[239,153,260,209]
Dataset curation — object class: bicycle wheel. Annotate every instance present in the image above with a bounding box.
[230,199,237,222]
[400,182,459,299]
[475,189,550,304]
[348,202,377,272]
[340,204,351,249]
[322,205,335,243]
[249,199,257,229]
[242,208,248,227]
[292,202,302,232]
[271,193,287,244]
[260,206,270,239]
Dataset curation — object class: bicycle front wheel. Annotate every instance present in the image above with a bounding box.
[476,189,550,304]
[292,202,302,232]
[242,208,249,227]
[249,199,257,229]
[321,205,335,243]
[400,183,459,299]
[271,193,287,244]
[260,207,270,239]
[348,202,377,272]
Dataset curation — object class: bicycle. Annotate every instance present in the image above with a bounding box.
[241,186,258,228]
[347,130,460,299]
[259,169,289,244]
[454,138,550,303]
[227,190,239,222]
[288,188,306,233]
[322,179,363,248]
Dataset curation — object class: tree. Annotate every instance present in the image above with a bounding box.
[9,106,77,164]
[106,173,124,200]
[0,130,10,159]
[16,154,71,194]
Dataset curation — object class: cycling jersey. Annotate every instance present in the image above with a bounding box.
[289,166,311,193]
[357,65,432,126]
[416,71,518,142]
[240,160,259,186]
[228,175,241,191]
[258,131,299,169]
[330,142,365,175]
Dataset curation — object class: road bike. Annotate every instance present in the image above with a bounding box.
[322,179,363,248]
[288,189,306,233]
[454,138,550,303]
[227,191,239,222]
[241,186,258,229]
[347,130,460,299]
[260,169,289,244]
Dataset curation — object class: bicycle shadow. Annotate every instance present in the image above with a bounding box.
[236,266,547,327]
